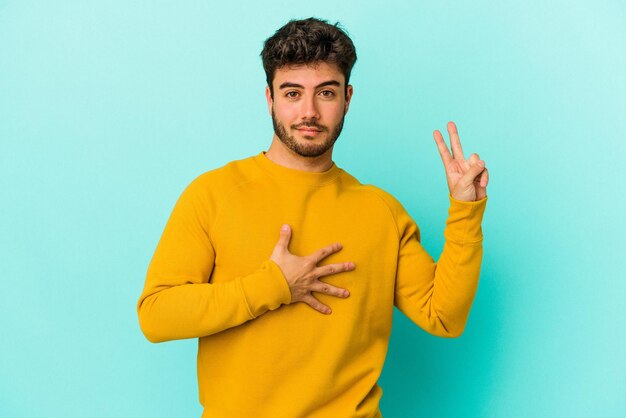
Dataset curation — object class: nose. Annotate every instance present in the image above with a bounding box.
[301,95,320,120]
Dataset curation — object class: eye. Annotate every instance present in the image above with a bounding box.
[285,91,299,99]
[319,90,335,97]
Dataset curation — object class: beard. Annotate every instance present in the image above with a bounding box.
[271,107,345,158]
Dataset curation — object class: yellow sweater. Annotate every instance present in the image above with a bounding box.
[137,151,487,418]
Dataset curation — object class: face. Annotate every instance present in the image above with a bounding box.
[266,61,353,158]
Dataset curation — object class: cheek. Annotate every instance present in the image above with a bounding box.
[274,106,298,124]
[324,104,346,122]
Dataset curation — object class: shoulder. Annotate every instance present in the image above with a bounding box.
[173,154,262,216]
[339,172,419,239]
[185,154,262,197]
[340,171,408,217]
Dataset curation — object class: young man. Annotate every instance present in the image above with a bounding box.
[138,17,489,418]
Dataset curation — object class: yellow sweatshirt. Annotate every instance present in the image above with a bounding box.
[137,151,487,418]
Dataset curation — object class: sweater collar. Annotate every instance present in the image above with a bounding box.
[253,151,342,186]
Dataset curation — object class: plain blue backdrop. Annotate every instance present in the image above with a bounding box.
[1,0,625,417]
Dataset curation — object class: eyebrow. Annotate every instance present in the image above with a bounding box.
[278,80,341,90]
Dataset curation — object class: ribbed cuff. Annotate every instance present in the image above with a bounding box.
[443,195,488,243]
[239,259,292,318]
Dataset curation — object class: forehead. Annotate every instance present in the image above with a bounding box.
[273,61,344,87]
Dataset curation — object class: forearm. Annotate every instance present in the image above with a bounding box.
[393,195,487,338]
[137,260,291,343]
[428,237,483,337]
[429,195,487,336]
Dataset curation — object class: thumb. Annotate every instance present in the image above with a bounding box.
[460,161,486,187]
[275,224,292,253]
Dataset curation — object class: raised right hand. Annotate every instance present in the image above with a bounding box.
[433,121,489,201]
[270,224,354,315]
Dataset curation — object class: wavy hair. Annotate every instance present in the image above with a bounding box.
[260,17,357,98]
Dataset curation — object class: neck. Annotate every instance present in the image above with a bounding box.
[265,135,334,172]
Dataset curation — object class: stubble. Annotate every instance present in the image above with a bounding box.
[271,108,345,158]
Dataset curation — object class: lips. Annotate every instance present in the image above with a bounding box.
[296,125,323,133]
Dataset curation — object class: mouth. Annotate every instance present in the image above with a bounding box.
[296,126,323,135]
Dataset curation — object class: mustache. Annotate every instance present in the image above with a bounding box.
[293,122,326,131]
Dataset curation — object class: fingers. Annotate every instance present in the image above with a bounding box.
[304,281,351,314]
[315,261,355,278]
[447,121,465,160]
[478,166,489,188]
[464,152,488,192]
[433,130,453,166]
[308,242,343,264]
[460,160,486,188]
[306,264,353,314]
[303,294,333,314]
[273,224,292,254]
[476,167,489,200]
[311,281,350,299]
[433,121,466,165]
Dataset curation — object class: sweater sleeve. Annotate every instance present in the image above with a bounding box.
[137,177,292,343]
[393,194,488,338]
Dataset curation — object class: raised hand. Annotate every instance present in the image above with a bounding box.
[270,224,354,314]
[433,121,489,202]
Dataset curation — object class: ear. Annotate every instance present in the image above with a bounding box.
[265,85,273,116]
[344,84,354,115]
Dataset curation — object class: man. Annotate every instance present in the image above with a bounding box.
[137,17,489,418]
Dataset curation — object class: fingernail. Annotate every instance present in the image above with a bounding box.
[281,224,289,231]
[477,161,485,167]
[344,290,350,297]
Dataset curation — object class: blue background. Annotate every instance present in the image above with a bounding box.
[1,1,625,417]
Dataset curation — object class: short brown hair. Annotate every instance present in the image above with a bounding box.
[260,17,357,98]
